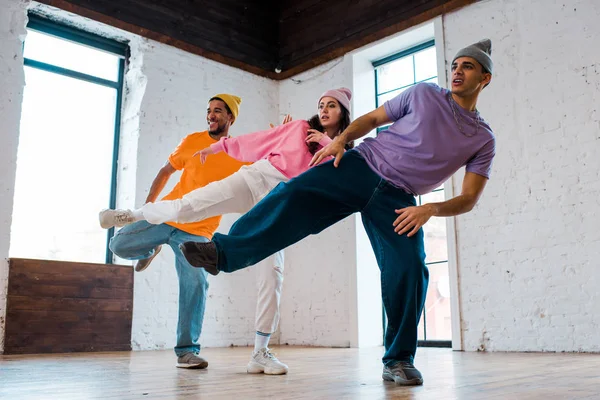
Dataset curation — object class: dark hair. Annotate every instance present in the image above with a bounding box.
[209,97,232,115]
[306,104,353,155]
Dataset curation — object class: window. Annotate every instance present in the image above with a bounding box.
[373,40,437,133]
[373,41,452,347]
[416,186,452,345]
[9,15,128,264]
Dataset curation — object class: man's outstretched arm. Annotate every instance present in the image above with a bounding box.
[393,172,488,237]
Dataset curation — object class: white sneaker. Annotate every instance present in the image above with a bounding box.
[99,209,136,229]
[247,348,289,375]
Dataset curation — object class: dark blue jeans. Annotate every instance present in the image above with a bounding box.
[213,151,429,365]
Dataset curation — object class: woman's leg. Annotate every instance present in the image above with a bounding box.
[141,164,275,224]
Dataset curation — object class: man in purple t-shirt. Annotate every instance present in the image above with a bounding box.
[179,39,495,386]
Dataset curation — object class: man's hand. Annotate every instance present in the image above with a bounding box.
[193,147,214,164]
[306,129,326,144]
[393,204,436,237]
[269,114,292,128]
[309,135,346,167]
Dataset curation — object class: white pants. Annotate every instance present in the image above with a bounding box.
[139,160,288,334]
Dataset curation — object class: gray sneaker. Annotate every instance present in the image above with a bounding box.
[176,352,208,369]
[247,348,288,375]
[382,362,423,386]
[134,245,162,272]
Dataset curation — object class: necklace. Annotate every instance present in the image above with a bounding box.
[447,92,482,137]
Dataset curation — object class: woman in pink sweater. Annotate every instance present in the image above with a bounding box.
[101,87,353,229]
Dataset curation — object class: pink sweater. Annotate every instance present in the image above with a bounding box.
[210,120,333,179]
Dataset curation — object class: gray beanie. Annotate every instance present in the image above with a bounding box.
[452,39,493,74]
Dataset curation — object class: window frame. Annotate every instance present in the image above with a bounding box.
[373,39,436,134]
[24,13,128,264]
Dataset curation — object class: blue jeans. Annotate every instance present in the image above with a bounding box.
[109,221,209,357]
[212,151,429,365]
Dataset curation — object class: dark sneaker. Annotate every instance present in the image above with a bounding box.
[134,245,162,272]
[179,241,219,275]
[176,352,208,369]
[382,362,423,386]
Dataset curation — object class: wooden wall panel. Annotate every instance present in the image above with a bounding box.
[3,258,133,355]
[277,0,478,77]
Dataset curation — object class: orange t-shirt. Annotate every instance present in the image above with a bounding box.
[162,131,249,238]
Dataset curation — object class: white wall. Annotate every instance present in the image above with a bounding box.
[443,0,600,352]
[0,0,28,353]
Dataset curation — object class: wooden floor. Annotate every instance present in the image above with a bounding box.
[1,346,600,399]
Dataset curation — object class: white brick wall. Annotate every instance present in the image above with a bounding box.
[444,0,600,352]
[0,0,28,353]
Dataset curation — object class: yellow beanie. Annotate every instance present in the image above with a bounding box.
[211,93,242,124]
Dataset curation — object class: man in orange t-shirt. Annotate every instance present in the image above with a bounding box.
[109,94,247,369]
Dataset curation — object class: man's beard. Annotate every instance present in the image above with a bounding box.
[209,123,226,136]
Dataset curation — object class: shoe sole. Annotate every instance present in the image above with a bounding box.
[99,209,114,229]
[382,372,423,386]
[176,361,208,369]
[135,246,162,272]
[247,361,288,375]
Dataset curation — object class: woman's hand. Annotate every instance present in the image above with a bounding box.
[269,114,292,128]
[306,129,326,143]
[193,147,214,164]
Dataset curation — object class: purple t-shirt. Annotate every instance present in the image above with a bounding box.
[356,83,495,195]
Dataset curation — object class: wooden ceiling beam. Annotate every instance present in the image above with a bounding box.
[33,0,478,81]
